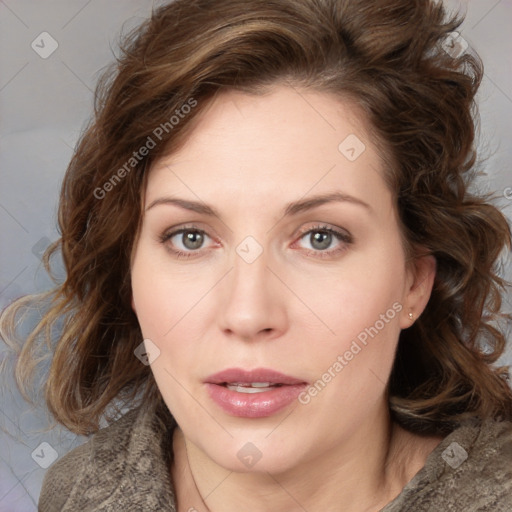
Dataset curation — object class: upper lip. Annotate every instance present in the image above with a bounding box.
[205,368,307,385]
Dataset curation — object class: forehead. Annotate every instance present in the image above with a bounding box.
[145,86,391,214]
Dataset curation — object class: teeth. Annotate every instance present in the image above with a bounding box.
[225,382,277,393]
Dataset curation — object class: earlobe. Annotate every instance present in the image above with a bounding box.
[400,254,436,329]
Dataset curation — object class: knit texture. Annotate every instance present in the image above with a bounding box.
[38,404,176,512]
[39,404,512,511]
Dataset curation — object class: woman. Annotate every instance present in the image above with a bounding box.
[2,0,511,510]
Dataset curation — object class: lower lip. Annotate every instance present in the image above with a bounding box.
[205,383,307,418]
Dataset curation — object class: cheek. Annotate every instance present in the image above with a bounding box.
[131,241,213,341]
[131,253,211,413]
[295,288,402,428]
[299,277,403,380]
[288,246,406,399]
[131,271,173,341]
[291,250,406,343]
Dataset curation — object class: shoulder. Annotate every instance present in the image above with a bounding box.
[38,409,139,511]
[429,418,512,509]
[38,405,176,512]
[464,417,512,497]
[451,417,512,483]
[475,416,512,460]
[384,417,512,512]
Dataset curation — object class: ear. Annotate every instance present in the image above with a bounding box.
[131,295,137,314]
[399,254,436,329]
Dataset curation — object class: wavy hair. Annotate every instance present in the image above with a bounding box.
[1,0,511,436]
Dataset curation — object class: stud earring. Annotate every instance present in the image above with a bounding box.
[408,312,414,320]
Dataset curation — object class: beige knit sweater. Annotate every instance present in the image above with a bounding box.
[39,404,512,511]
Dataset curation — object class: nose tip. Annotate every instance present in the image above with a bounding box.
[217,255,288,342]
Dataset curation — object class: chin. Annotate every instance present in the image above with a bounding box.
[192,427,312,475]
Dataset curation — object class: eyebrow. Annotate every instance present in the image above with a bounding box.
[145,197,219,216]
[283,192,371,216]
[145,192,371,217]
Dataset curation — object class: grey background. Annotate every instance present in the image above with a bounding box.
[1,0,511,509]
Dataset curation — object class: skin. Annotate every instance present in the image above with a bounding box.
[131,85,442,512]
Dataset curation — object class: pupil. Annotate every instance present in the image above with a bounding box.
[183,231,203,250]
[311,231,331,250]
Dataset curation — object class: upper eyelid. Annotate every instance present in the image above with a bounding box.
[162,223,213,238]
[296,224,350,236]
[162,223,349,237]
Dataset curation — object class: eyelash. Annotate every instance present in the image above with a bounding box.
[158,224,353,260]
[158,224,212,260]
[293,224,352,259]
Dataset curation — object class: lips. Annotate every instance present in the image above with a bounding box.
[206,367,305,384]
[205,368,308,418]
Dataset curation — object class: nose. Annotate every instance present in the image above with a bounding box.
[217,249,289,342]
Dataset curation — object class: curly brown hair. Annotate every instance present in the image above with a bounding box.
[1,0,511,436]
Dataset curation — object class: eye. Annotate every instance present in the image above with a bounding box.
[176,230,206,250]
[159,226,216,258]
[294,225,352,257]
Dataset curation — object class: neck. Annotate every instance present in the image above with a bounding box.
[171,402,439,512]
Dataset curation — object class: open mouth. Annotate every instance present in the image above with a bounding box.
[205,369,308,418]
[221,382,284,393]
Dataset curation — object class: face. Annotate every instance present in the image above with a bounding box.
[131,85,433,474]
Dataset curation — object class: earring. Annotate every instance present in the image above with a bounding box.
[408,312,414,320]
